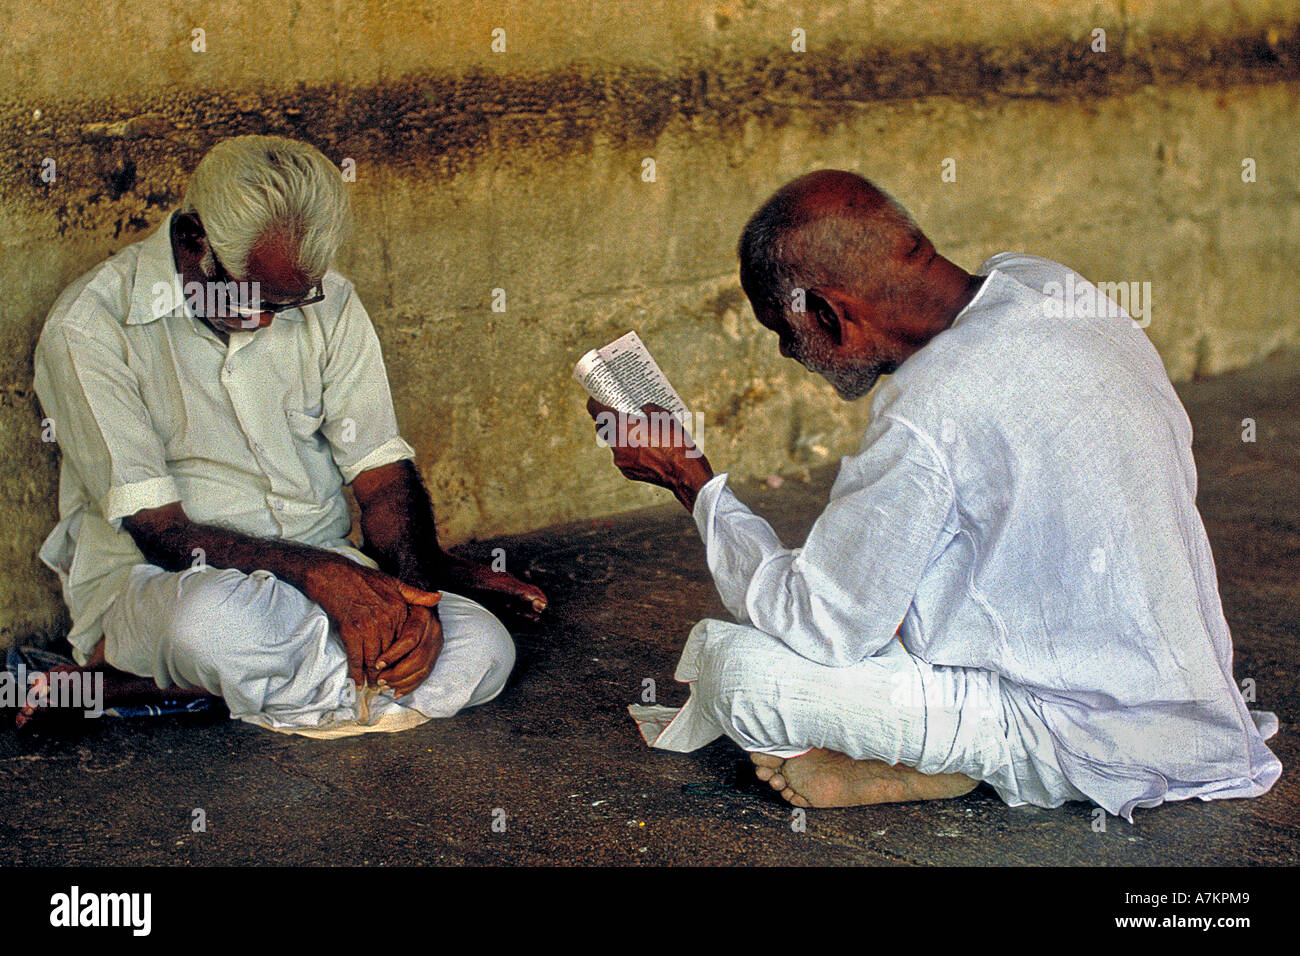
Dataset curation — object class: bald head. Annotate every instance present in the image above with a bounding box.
[738,170,924,317]
[735,171,981,400]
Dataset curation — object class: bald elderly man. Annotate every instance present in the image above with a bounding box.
[590,171,1280,819]
[27,135,545,735]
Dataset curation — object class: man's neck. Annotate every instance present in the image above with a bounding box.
[878,259,986,374]
[934,260,986,331]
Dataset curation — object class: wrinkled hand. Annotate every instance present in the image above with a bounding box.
[374,602,444,697]
[303,556,441,690]
[586,397,714,510]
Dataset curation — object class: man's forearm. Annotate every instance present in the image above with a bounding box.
[356,461,445,592]
[128,514,342,596]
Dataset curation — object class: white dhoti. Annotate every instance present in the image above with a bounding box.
[99,546,515,738]
[631,618,1090,809]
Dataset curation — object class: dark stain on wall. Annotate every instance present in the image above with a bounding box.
[2,25,1298,231]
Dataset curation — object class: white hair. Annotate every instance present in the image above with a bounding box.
[181,135,350,279]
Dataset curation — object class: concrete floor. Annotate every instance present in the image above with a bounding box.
[2,350,1296,866]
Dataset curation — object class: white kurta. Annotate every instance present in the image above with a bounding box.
[31,211,515,734]
[33,211,416,663]
[639,253,1281,820]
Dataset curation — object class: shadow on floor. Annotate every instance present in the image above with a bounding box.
[2,350,1296,865]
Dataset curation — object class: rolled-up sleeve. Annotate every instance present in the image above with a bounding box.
[33,324,182,529]
[693,413,955,666]
[319,286,417,484]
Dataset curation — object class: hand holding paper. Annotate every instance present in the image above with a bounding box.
[576,331,714,511]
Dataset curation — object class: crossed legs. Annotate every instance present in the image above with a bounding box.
[99,561,515,733]
[683,618,1027,807]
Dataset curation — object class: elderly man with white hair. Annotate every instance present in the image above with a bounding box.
[26,135,546,736]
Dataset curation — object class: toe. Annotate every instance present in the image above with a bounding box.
[767,773,787,792]
[750,752,785,769]
[754,766,775,782]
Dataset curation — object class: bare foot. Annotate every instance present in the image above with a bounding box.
[751,752,786,783]
[15,665,93,732]
[750,749,979,808]
[444,555,548,620]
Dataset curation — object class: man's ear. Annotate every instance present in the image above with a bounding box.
[175,213,220,278]
[806,288,846,345]
[174,212,209,253]
[175,211,202,236]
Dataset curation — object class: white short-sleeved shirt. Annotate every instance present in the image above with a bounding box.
[693,253,1282,819]
[33,211,416,662]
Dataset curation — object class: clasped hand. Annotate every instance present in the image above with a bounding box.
[304,558,444,698]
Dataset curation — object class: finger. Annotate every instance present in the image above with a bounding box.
[384,608,441,691]
[384,610,441,694]
[343,633,366,690]
[396,581,442,607]
[640,403,694,447]
[376,605,426,673]
[362,621,386,685]
[386,663,428,698]
[377,602,417,675]
[391,614,444,697]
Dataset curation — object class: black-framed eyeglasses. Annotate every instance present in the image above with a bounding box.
[210,252,326,316]
[230,286,326,316]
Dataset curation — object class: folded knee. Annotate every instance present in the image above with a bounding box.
[474,616,516,696]
[445,604,516,707]
[165,568,276,670]
[694,629,783,746]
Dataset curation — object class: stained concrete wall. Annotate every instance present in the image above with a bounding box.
[2,1,1298,647]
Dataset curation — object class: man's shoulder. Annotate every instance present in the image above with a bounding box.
[40,230,165,342]
[873,255,1090,428]
[40,254,144,349]
[880,317,1009,424]
[311,269,368,332]
[321,268,355,300]
[882,252,1181,451]
[899,252,1138,387]
[975,252,1074,290]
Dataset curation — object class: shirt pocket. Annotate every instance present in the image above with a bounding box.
[285,406,325,441]
[283,405,332,502]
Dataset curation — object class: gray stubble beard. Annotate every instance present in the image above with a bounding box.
[792,333,895,400]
